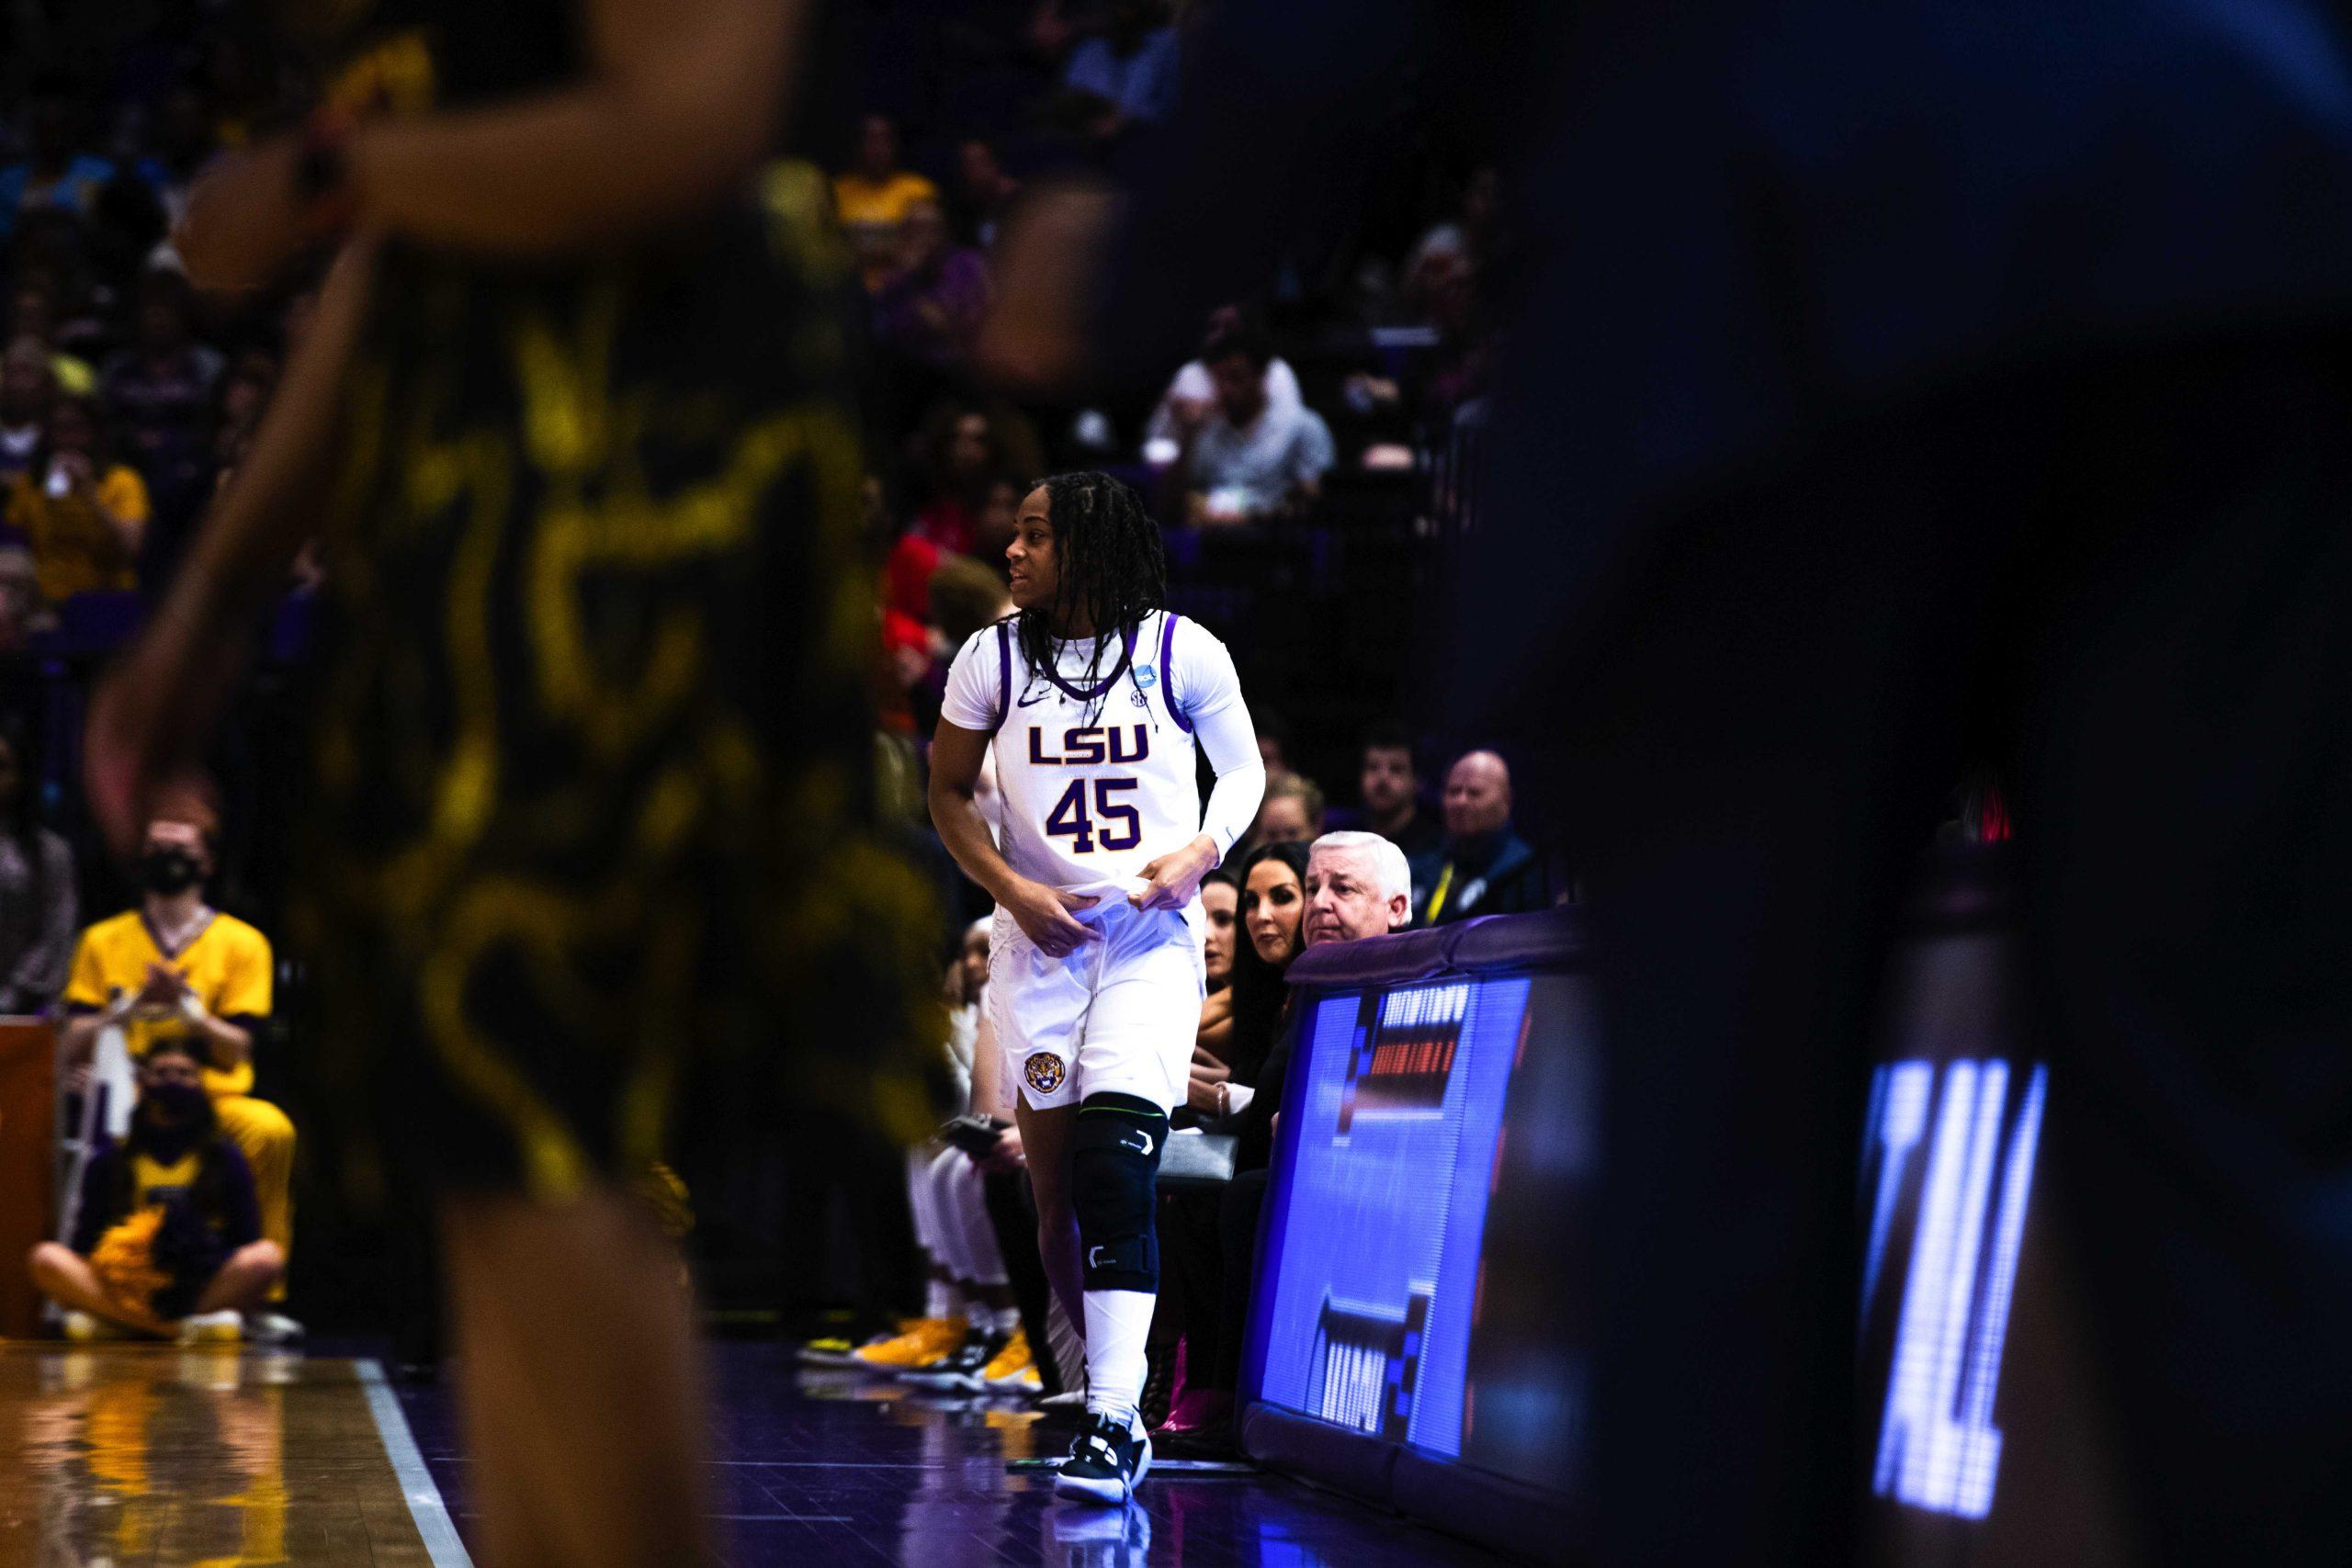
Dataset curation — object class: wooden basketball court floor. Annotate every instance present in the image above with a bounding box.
[0,1345,464,1567]
[0,1338,1509,1566]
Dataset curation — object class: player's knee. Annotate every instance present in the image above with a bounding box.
[1069,1093,1168,1293]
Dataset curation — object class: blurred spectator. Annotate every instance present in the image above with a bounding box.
[8,283,96,394]
[951,138,1022,250]
[28,1036,283,1341]
[907,399,1038,555]
[1249,771,1325,851]
[1329,725,1442,861]
[0,338,53,478]
[1173,326,1333,525]
[101,268,224,506]
[61,800,300,1339]
[0,719,74,1013]
[834,113,940,288]
[1253,710,1295,787]
[125,84,220,226]
[1401,164,1498,310]
[0,77,114,240]
[1143,306,1302,463]
[1054,0,1182,143]
[1410,750,1550,924]
[212,349,278,470]
[873,202,992,373]
[928,552,1012,649]
[0,547,51,649]
[5,394,149,602]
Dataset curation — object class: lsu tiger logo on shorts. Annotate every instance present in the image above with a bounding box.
[1023,1052,1067,1093]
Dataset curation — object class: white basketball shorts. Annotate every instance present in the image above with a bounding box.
[989,888,1205,1113]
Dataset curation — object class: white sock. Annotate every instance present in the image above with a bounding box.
[1082,1289,1155,1430]
[925,1278,956,1320]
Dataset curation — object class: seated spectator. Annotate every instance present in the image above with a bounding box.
[5,394,148,602]
[834,113,940,289]
[1400,165,1499,313]
[1329,725,1442,861]
[0,720,74,1013]
[101,267,224,509]
[1162,835,1403,1445]
[0,547,52,649]
[907,399,1035,555]
[1054,0,1181,143]
[1410,750,1551,924]
[28,1037,282,1341]
[1188,842,1309,1124]
[1172,327,1334,526]
[1245,772,1325,857]
[874,200,991,374]
[928,551,1013,649]
[61,799,299,1340]
[7,283,96,395]
[1142,306,1303,463]
[950,138,1022,251]
[1187,868,1244,1079]
[0,77,115,241]
[0,338,52,479]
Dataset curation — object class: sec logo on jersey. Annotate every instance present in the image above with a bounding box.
[1024,1052,1067,1093]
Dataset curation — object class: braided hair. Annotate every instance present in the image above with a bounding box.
[1012,471,1168,724]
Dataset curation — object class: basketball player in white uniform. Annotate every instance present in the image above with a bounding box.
[930,472,1264,1502]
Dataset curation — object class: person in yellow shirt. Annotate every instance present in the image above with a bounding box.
[62,797,299,1338]
[833,112,939,289]
[4,393,148,602]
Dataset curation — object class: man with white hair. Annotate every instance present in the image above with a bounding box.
[1302,829,1412,945]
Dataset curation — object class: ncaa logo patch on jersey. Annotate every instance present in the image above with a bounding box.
[1133,663,1158,690]
[1024,1052,1067,1094]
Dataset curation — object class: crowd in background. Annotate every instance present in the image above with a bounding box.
[0,2,1532,1349]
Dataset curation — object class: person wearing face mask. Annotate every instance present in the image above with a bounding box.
[28,1036,284,1341]
[60,797,298,1341]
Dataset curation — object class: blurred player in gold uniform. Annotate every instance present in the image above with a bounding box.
[85,1,941,1562]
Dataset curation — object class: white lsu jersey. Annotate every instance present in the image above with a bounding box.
[942,610,1244,898]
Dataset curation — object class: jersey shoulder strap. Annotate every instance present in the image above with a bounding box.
[989,620,1012,734]
[1158,611,1193,734]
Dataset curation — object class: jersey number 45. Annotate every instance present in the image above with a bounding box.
[1046,778,1142,854]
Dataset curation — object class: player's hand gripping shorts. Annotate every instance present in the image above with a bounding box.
[989,886,1205,1112]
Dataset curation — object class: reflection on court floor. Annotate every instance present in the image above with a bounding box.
[0,1348,457,1567]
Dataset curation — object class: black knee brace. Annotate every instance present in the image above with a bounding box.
[1069,1092,1169,1292]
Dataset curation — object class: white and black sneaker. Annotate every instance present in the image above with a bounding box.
[1053,1411,1152,1505]
[899,1328,1005,1392]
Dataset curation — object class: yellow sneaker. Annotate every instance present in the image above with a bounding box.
[851,1315,966,1371]
[980,1326,1037,1392]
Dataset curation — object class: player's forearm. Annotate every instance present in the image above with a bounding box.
[344,0,802,256]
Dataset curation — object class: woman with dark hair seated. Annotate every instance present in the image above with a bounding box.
[28,1036,283,1341]
[1158,840,1310,1440]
